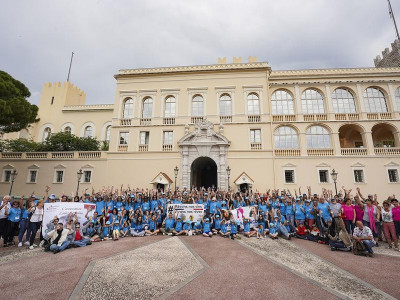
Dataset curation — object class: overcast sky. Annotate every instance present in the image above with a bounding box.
[0,0,398,105]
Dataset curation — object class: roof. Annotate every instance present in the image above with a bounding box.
[233,172,254,184]
[150,172,173,184]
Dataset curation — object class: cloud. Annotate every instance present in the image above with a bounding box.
[0,0,397,105]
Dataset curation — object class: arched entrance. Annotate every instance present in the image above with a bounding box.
[191,157,217,189]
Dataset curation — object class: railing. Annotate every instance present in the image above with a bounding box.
[285,115,296,122]
[78,151,101,159]
[274,149,300,156]
[120,119,132,126]
[367,113,379,120]
[140,118,152,126]
[272,115,284,122]
[380,112,393,119]
[307,149,334,156]
[348,113,360,120]
[334,113,360,121]
[1,152,22,159]
[303,114,315,122]
[316,114,327,121]
[163,117,175,125]
[250,143,262,150]
[220,115,232,123]
[118,145,128,152]
[191,116,204,124]
[51,152,74,159]
[341,148,367,156]
[25,152,48,159]
[139,144,149,152]
[248,115,261,123]
[374,147,400,155]
[162,144,173,151]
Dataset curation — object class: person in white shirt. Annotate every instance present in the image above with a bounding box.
[28,200,44,249]
[353,221,375,256]
[0,195,12,247]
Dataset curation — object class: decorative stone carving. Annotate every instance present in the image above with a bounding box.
[178,120,230,189]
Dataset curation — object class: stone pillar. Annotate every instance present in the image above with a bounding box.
[361,131,375,155]
[332,131,341,156]
[295,85,302,115]
[299,132,307,156]
[387,83,396,112]
[181,147,190,188]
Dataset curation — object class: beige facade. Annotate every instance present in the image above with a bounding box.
[1,60,400,197]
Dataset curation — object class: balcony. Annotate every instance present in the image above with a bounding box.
[307,149,334,156]
[191,116,204,124]
[0,151,106,159]
[374,147,400,155]
[248,115,261,123]
[117,145,128,152]
[274,149,301,156]
[51,152,74,159]
[220,115,232,123]
[367,112,393,120]
[334,113,360,121]
[139,144,149,152]
[303,114,327,122]
[120,119,132,126]
[162,144,173,151]
[341,148,367,156]
[140,118,152,126]
[272,115,296,122]
[250,143,262,150]
[25,152,48,159]
[163,117,175,125]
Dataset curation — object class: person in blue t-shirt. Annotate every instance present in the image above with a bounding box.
[269,216,279,239]
[173,216,185,236]
[108,208,119,225]
[103,221,112,240]
[5,200,22,246]
[131,215,145,237]
[284,198,295,232]
[294,199,306,226]
[120,221,129,237]
[219,220,230,238]
[229,220,241,240]
[183,220,192,235]
[212,214,222,234]
[202,218,213,237]
[193,221,202,235]
[317,198,332,222]
[161,212,175,235]
[209,197,218,215]
[257,223,266,239]
[145,214,160,236]
[112,220,120,240]
[304,199,315,229]
[243,218,256,238]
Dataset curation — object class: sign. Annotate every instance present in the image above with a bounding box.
[167,204,204,223]
[42,202,96,235]
[230,206,257,228]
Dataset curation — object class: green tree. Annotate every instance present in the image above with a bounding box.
[41,132,100,151]
[0,71,39,133]
[2,138,42,152]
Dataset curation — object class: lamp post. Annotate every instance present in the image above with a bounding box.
[226,166,231,190]
[174,166,179,191]
[8,169,18,196]
[331,169,338,196]
[76,169,83,196]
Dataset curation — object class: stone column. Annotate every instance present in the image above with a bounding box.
[361,131,375,155]
[299,132,307,156]
[332,131,341,156]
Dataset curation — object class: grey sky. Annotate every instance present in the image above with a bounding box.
[0,0,398,105]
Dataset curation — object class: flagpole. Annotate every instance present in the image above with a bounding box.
[388,0,400,40]
[67,52,74,82]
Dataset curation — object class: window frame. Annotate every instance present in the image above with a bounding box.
[247,92,260,115]
[2,169,12,183]
[191,94,204,117]
[332,88,357,114]
[271,90,295,115]
[318,169,329,184]
[139,131,150,145]
[122,98,134,119]
[363,87,388,113]
[163,131,173,145]
[54,169,65,184]
[250,129,262,144]
[164,96,176,118]
[284,169,296,184]
[353,169,365,184]
[119,132,129,145]
[306,126,331,149]
[84,126,93,138]
[27,169,38,184]
[219,93,232,116]
[274,126,299,149]
[301,89,325,114]
[142,97,153,118]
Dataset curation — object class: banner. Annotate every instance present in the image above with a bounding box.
[167,204,204,223]
[42,202,96,235]
[230,206,257,228]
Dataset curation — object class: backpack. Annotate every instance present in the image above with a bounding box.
[353,240,366,255]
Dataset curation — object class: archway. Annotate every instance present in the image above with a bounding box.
[191,157,218,189]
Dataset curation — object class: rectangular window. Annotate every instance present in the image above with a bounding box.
[140,131,149,145]
[119,132,129,145]
[388,169,399,183]
[354,170,364,183]
[250,129,261,143]
[3,170,12,182]
[319,170,328,183]
[83,171,92,183]
[285,170,295,183]
[163,131,173,145]
[29,170,37,183]
[55,170,64,183]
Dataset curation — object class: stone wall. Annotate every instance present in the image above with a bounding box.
[374,40,400,68]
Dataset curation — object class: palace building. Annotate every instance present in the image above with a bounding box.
[1,54,400,196]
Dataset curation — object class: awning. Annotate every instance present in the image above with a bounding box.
[233,172,254,185]
[150,172,173,185]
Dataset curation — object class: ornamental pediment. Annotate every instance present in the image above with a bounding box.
[178,120,230,146]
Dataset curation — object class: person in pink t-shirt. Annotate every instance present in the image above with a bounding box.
[341,198,356,234]
[391,199,400,240]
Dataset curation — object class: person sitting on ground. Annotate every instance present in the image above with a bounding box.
[294,222,309,239]
[219,219,230,238]
[71,222,92,247]
[229,219,240,240]
[268,216,279,239]
[131,216,144,237]
[212,214,222,235]
[160,212,175,236]
[202,217,213,238]
[275,211,291,240]
[243,218,256,238]
[47,223,71,254]
[183,220,192,236]
[173,216,185,236]
[193,221,202,235]
[328,217,352,252]
[353,220,375,257]
[112,220,120,240]
[307,224,321,242]
[257,223,266,239]
[145,214,159,236]
[103,221,112,240]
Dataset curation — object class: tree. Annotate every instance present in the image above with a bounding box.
[0,71,39,133]
[1,138,42,152]
[41,132,100,151]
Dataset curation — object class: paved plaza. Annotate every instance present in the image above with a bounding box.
[0,236,399,300]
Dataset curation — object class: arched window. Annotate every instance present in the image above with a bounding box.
[105,125,111,143]
[271,90,294,115]
[247,93,260,115]
[164,96,176,117]
[219,94,232,116]
[332,88,356,113]
[306,126,331,148]
[301,89,325,114]
[192,95,204,116]
[274,126,298,149]
[43,127,51,141]
[64,126,72,134]
[395,87,400,111]
[142,97,153,118]
[123,98,134,118]
[84,126,93,138]
[363,88,388,113]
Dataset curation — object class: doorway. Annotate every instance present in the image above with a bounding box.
[191,157,218,189]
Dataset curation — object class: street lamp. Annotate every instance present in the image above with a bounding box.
[76,169,83,196]
[9,169,18,196]
[226,166,231,190]
[174,166,179,191]
[331,169,338,196]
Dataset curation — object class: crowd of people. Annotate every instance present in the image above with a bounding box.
[0,184,399,257]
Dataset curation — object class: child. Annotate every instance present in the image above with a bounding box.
[103,221,112,240]
[243,218,256,238]
[257,224,265,239]
[193,221,202,235]
[202,218,213,238]
[183,220,192,236]
[112,220,120,240]
[308,224,321,242]
[145,214,159,236]
[173,216,185,236]
[229,220,241,240]
[212,214,222,235]
[219,220,230,238]
[294,222,309,239]
[120,221,129,237]
[269,217,279,239]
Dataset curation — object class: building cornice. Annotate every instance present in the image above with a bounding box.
[115,62,271,78]
[62,104,114,112]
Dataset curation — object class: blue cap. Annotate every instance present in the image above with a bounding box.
[205,218,210,221]
[106,221,111,225]
[49,194,55,200]
[130,194,135,198]
[216,214,220,218]
[115,220,119,224]
[195,222,200,226]
[186,220,191,224]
